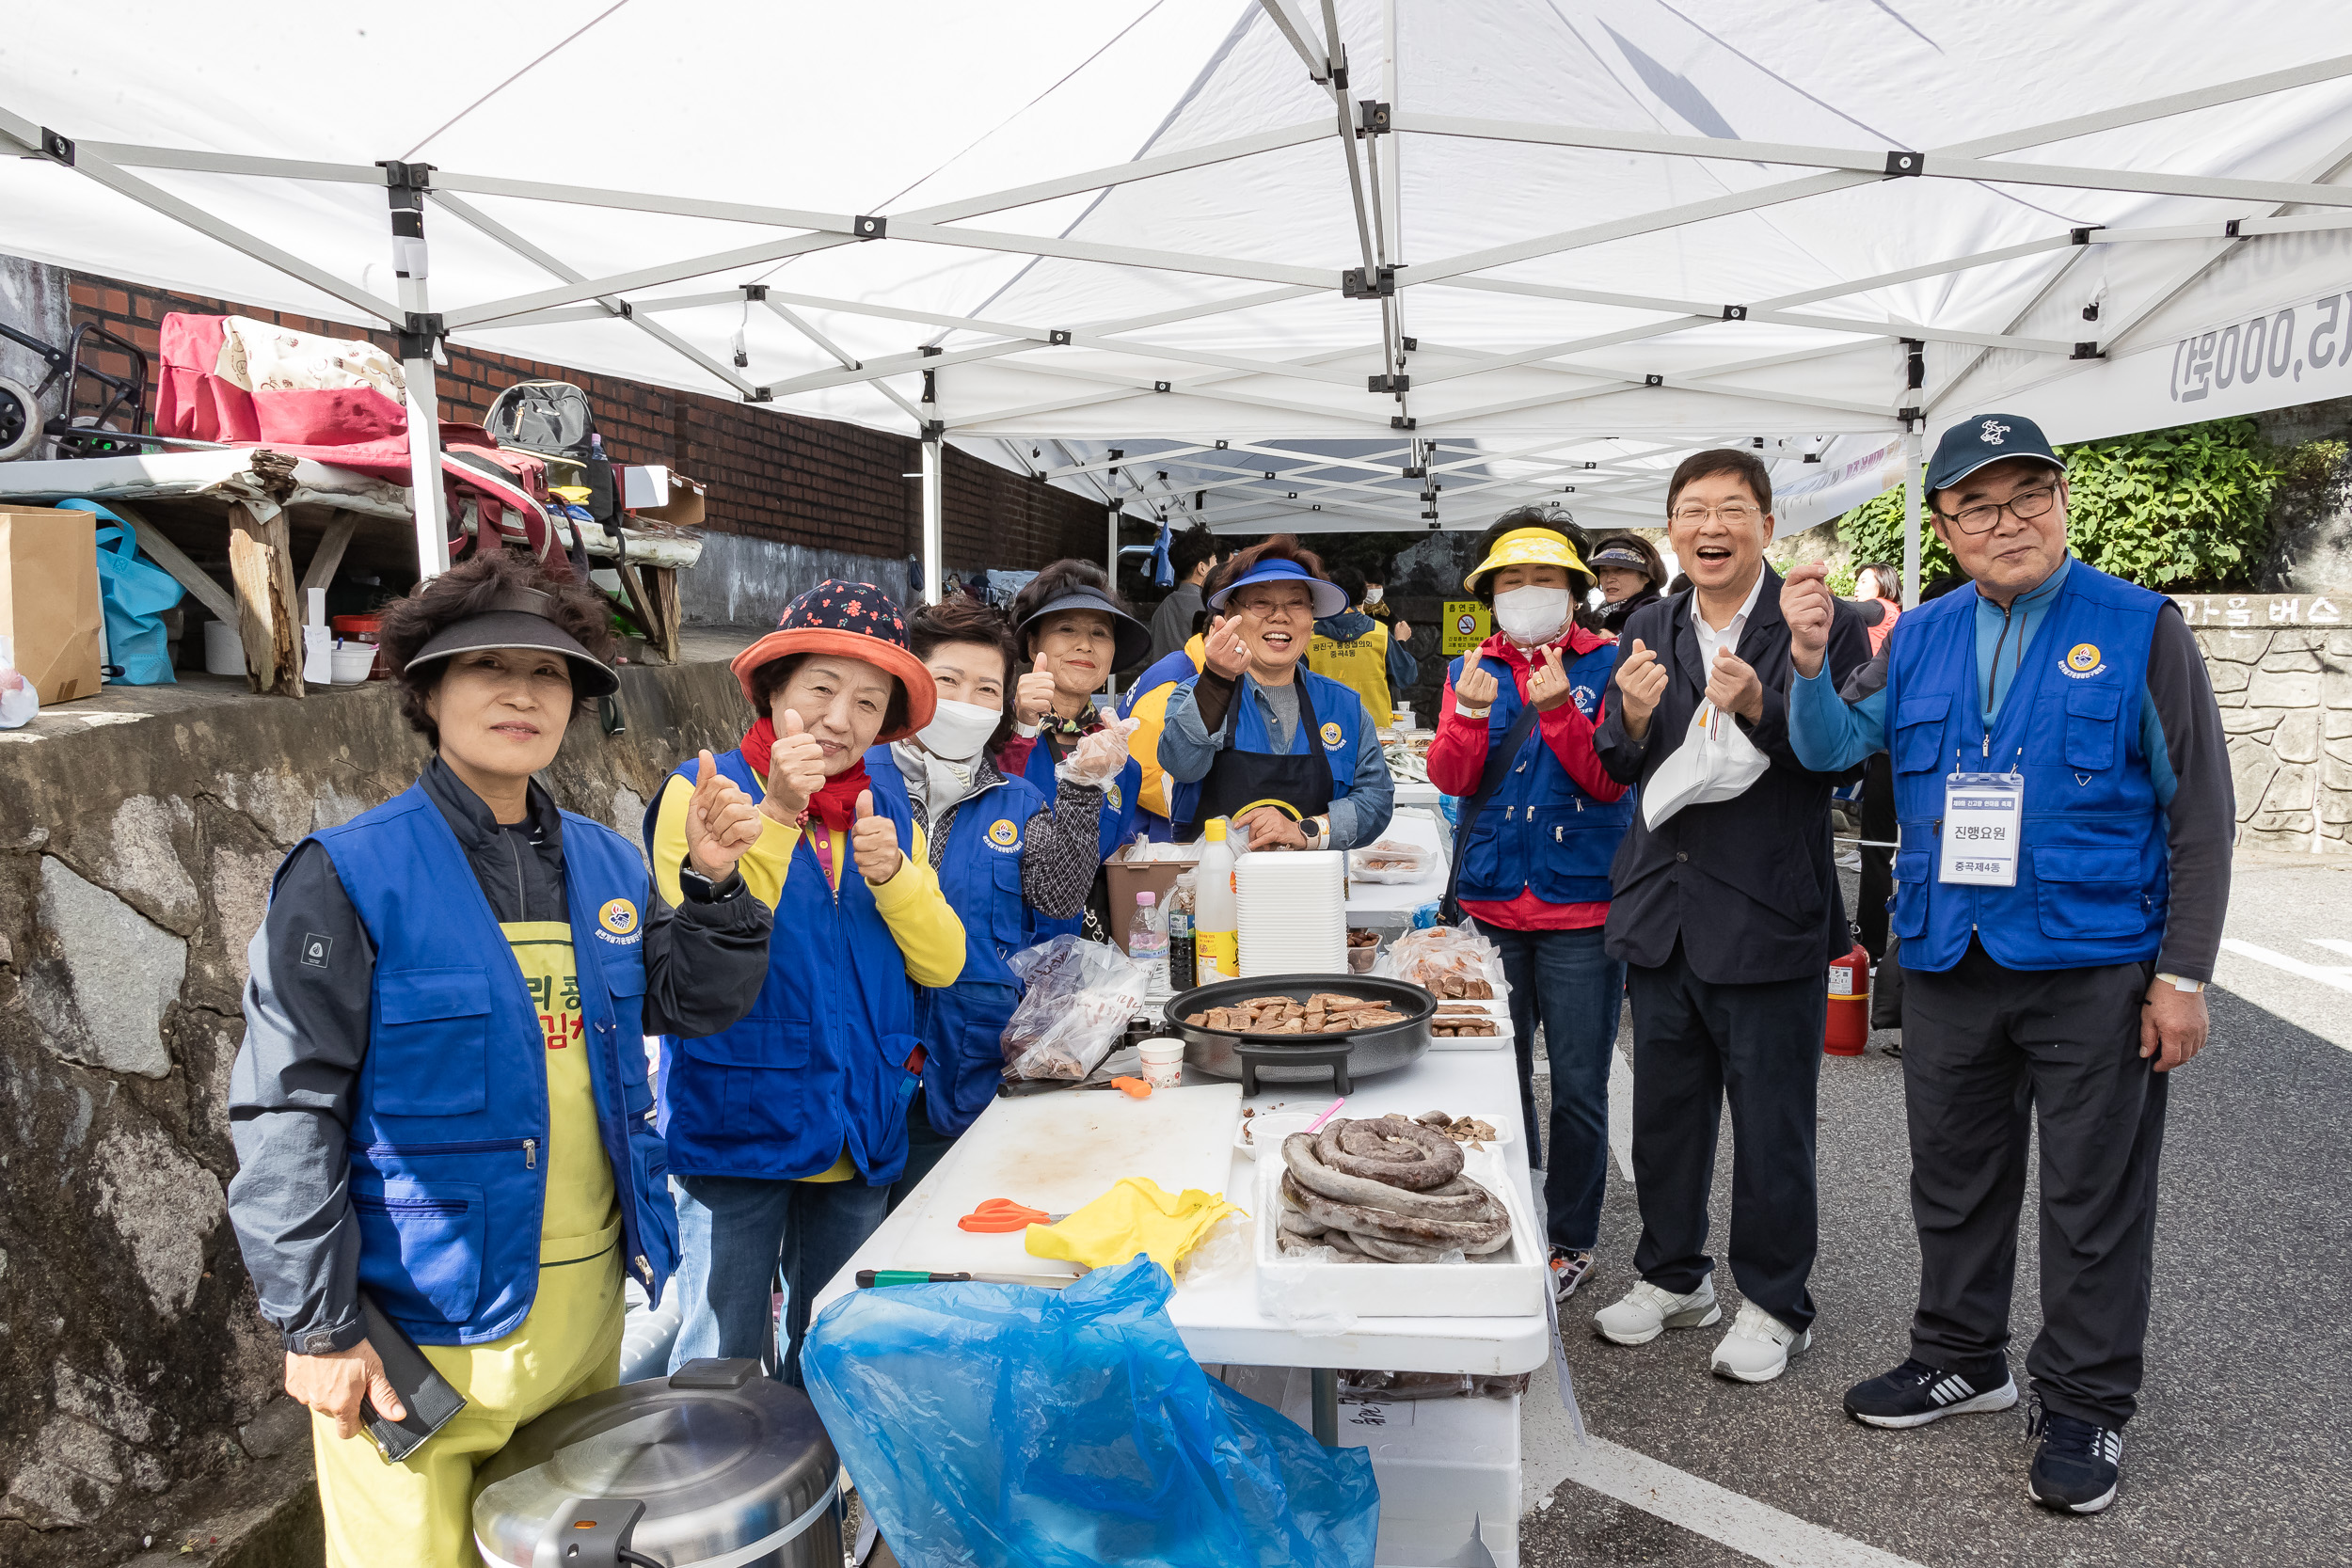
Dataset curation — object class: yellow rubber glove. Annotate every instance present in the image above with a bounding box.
[1023,1178,1244,1273]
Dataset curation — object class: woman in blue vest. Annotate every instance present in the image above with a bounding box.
[1159,535,1394,851]
[646,581,967,1386]
[1425,511,1634,1304]
[872,596,1120,1199]
[226,550,774,1568]
[1000,561,1151,937]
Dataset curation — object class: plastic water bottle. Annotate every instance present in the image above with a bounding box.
[1167,871,1198,997]
[1130,891,1170,1000]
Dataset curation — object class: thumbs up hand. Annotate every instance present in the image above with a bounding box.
[685,748,763,879]
[1015,654,1057,727]
[762,707,830,825]
[850,788,903,884]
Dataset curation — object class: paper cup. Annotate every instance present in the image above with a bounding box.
[1137,1037,1184,1089]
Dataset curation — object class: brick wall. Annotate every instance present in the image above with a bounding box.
[62,274,1105,575]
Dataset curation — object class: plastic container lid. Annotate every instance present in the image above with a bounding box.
[1137,891,1156,906]
[1203,816,1229,841]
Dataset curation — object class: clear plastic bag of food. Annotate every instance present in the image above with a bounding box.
[1346,837,1433,883]
[0,637,39,730]
[1374,924,1510,1004]
[1001,934,1150,1080]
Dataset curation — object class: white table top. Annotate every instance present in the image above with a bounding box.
[1343,808,1451,917]
[814,1043,1547,1377]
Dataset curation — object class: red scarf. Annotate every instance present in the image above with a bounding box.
[737,718,871,834]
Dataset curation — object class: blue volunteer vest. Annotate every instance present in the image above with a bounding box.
[1019,735,1136,941]
[646,751,928,1184]
[1449,643,1634,906]
[1885,562,2169,973]
[1166,668,1365,831]
[868,747,1041,1138]
[302,783,677,1347]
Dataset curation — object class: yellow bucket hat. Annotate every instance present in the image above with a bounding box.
[1463,526,1588,594]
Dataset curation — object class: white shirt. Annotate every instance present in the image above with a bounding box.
[1692,566,1766,673]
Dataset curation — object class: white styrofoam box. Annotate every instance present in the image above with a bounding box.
[1426,1012,1510,1052]
[1216,1365,1519,1568]
[1256,1140,1541,1319]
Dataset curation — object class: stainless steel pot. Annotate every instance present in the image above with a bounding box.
[1162,974,1435,1093]
[472,1358,841,1568]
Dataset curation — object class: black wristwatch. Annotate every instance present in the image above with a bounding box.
[1298,816,1322,847]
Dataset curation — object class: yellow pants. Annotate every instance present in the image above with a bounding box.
[313,1220,625,1568]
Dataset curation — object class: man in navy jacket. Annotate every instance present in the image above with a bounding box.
[1588,448,1870,1386]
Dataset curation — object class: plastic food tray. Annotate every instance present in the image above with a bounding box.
[1255,1138,1543,1319]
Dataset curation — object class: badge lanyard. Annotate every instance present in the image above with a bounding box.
[1939,738,2023,888]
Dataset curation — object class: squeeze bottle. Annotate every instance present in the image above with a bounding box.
[1193,818,1238,985]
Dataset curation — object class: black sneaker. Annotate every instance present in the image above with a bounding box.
[1844,1356,2018,1428]
[1548,1246,1595,1302]
[2026,1396,2122,1513]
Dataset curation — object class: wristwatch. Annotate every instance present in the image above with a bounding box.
[1298,816,1323,847]
[2154,972,2204,993]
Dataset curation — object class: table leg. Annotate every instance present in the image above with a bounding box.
[1311,1367,1339,1448]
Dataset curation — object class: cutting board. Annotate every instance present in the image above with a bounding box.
[887,1082,1243,1278]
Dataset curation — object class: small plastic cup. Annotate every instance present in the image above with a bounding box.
[1137,1036,1185,1089]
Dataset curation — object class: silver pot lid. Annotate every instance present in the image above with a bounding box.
[472,1359,838,1568]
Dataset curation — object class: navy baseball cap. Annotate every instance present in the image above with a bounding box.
[1927,413,2065,499]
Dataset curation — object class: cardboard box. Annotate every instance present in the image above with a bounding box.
[1103,844,1200,955]
[0,507,103,705]
[620,465,707,527]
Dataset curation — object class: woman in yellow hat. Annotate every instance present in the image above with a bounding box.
[1425,507,1635,1305]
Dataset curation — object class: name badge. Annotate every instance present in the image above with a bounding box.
[1938,771,2023,886]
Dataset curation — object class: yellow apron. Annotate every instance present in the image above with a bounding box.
[313,922,624,1568]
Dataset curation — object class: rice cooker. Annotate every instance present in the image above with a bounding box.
[472,1358,842,1568]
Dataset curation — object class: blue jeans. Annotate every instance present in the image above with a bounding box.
[1473,920,1624,1252]
[669,1172,890,1387]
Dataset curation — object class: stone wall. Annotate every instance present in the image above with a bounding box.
[0,659,756,1566]
[2187,600,2352,853]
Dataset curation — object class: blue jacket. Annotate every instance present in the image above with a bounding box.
[310,784,676,1346]
[1448,641,1632,905]
[1019,735,1135,940]
[647,751,928,1183]
[1885,562,2170,972]
[1162,668,1379,834]
[867,747,1041,1136]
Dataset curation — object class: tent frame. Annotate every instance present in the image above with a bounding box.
[6,33,2351,597]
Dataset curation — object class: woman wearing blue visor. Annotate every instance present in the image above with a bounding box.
[1158,536,1394,852]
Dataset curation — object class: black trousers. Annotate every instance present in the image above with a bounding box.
[1856,752,1897,961]
[1627,944,1825,1332]
[1901,941,2167,1428]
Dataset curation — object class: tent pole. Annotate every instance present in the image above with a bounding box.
[1901,426,1925,610]
[383,161,451,582]
[920,432,944,607]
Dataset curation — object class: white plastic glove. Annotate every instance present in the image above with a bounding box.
[1059,713,1141,787]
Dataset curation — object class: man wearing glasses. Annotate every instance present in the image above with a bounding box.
[1589,449,1871,1385]
[1783,413,2232,1515]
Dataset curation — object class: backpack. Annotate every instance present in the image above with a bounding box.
[483,380,617,558]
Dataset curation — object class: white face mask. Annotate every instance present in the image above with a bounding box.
[1493,584,1573,645]
[916,697,1001,761]
[1360,584,1384,606]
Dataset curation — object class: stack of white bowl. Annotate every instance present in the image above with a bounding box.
[1235,850,1348,975]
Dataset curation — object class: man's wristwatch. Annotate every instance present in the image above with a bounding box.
[2154,972,2204,994]
[1298,816,1324,847]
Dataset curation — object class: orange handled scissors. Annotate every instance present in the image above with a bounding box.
[957,1198,1071,1234]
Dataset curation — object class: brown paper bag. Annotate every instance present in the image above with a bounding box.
[0,507,103,705]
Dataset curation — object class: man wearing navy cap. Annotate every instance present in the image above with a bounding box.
[1784,413,2233,1515]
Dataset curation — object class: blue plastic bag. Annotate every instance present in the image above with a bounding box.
[62,499,183,685]
[803,1257,1378,1568]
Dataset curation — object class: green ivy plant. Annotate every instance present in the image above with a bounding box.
[1831,416,2291,593]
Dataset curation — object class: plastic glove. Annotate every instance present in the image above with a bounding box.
[1059,713,1140,787]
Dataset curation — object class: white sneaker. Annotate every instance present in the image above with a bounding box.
[1593,1276,1720,1346]
[1709,1301,1811,1383]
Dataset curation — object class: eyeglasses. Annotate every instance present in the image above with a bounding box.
[1669,502,1762,526]
[1935,483,2058,535]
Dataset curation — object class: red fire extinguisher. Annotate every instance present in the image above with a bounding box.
[1824,939,1870,1056]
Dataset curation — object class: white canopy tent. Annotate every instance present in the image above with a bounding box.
[5,0,2352,603]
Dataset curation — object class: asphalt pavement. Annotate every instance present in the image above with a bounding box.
[1510,849,2352,1568]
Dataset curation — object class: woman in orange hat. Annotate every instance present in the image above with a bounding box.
[644,579,967,1385]
[1425,507,1633,1307]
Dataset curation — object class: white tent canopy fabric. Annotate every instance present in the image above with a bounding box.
[6,0,2352,579]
